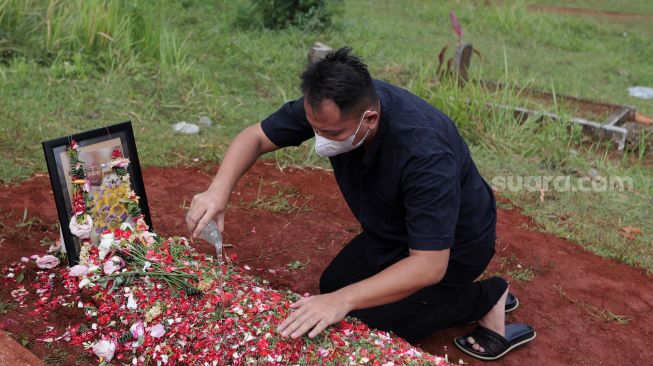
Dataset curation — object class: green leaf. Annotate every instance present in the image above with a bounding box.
[17,334,30,348]
[15,271,25,283]
[108,276,124,294]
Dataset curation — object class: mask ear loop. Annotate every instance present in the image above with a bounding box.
[351,110,372,146]
[353,111,369,135]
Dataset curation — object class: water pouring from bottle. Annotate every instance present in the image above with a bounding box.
[189,213,224,301]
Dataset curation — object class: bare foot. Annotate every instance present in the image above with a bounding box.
[466,286,508,353]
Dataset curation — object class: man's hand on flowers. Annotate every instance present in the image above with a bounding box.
[278,293,352,339]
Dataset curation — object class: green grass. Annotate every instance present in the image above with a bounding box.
[42,348,69,366]
[0,290,14,314]
[241,178,311,214]
[0,0,185,70]
[286,260,308,270]
[0,0,652,273]
[508,267,536,282]
[531,0,653,16]
[555,284,632,324]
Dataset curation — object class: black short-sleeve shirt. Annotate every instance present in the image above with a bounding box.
[261,80,496,265]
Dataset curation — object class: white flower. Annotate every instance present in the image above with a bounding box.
[130,321,145,339]
[69,214,93,239]
[142,231,157,245]
[103,256,125,275]
[110,157,130,169]
[149,324,166,338]
[55,229,67,254]
[69,265,89,277]
[120,222,134,232]
[92,340,116,362]
[88,264,100,273]
[20,257,29,262]
[98,233,115,260]
[47,238,63,254]
[78,278,93,289]
[36,255,60,269]
[127,293,138,310]
[318,347,329,357]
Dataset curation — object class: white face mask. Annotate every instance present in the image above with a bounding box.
[314,111,371,157]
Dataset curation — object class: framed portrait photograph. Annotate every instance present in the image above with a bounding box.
[42,121,152,265]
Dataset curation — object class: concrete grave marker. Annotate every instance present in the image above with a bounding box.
[308,42,333,64]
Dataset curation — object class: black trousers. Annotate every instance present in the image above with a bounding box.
[319,231,508,343]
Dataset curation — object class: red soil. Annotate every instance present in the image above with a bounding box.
[1,161,652,365]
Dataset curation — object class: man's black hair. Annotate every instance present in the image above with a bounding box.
[301,47,378,118]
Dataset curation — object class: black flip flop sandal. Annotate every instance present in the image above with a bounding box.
[453,323,536,361]
[505,292,519,314]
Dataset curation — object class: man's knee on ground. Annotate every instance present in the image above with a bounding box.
[319,266,340,294]
[319,269,332,294]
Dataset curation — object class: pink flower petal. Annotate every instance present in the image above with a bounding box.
[69,264,89,277]
[130,321,144,339]
[450,11,464,40]
[36,255,60,269]
[149,324,165,338]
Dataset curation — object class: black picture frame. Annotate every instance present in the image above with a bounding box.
[42,121,152,266]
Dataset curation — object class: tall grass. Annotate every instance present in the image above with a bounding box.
[0,0,40,59]
[0,0,188,72]
[159,29,192,76]
[412,70,583,164]
[45,1,159,67]
[0,0,37,32]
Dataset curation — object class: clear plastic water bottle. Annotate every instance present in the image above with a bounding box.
[199,219,223,256]
[198,219,223,300]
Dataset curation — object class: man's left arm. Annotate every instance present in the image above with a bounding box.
[278,248,449,338]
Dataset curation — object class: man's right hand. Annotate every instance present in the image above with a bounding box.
[186,188,226,239]
[185,122,281,239]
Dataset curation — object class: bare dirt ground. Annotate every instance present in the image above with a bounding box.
[1,162,652,365]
